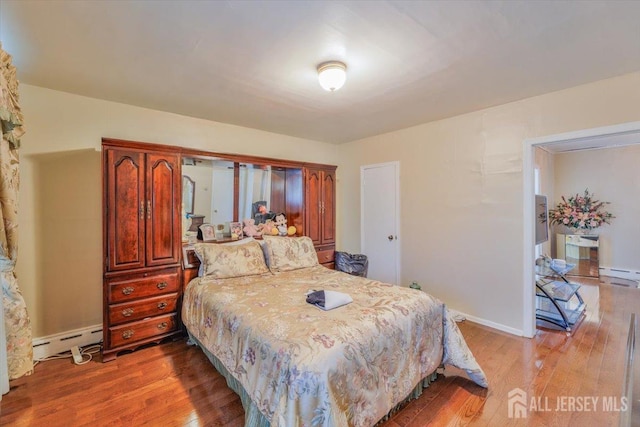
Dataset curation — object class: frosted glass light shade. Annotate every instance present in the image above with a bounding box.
[317,61,347,91]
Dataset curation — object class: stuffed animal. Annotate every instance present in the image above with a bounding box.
[275,214,288,236]
[287,225,297,236]
[262,219,276,236]
[243,218,260,237]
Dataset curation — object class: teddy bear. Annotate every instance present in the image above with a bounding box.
[275,214,288,236]
[242,218,260,237]
[261,219,278,236]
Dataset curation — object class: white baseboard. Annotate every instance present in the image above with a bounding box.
[599,266,640,283]
[32,324,102,360]
[448,309,524,337]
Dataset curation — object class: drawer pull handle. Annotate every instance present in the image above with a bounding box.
[122,330,134,340]
[157,282,168,290]
[122,286,135,295]
[157,322,168,330]
[157,302,167,310]
[122,308,134,317]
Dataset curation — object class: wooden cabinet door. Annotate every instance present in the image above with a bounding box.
[145,153,181,267]
[305,167,336,246]
[321,169,336,244]
[305,168,322,245]
[106,149,145,271]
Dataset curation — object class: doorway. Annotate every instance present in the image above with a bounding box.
[523,121,640,337]
[361,162,400,285]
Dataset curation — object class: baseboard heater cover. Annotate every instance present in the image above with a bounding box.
[599,267,640,284]
[32,324,102,360]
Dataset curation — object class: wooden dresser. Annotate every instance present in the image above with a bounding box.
[102,139,183,362]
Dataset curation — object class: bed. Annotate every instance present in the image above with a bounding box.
[182,236,487,427]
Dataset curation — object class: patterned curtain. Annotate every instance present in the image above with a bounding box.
[0,43,33,398]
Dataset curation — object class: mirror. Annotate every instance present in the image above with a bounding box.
[181,155,299,240]
[182,157,234,227]
[561,234,599,278]
[182,175,195,215]
[535,195,549,245]
[238,163,276,223]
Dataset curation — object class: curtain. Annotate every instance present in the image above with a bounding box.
[0,43,33,399]
[259,168,271,209]
[238,166,254,221]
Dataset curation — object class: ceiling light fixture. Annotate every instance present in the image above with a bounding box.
[317,61,347,92]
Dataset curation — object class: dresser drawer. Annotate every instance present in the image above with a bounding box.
[109,313,177,347]
[108,271,179,303]
[109,293,178,325]
[316,248,335,265]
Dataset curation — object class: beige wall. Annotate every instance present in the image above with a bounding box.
[182,163,214,224]
[18,72,640,338]
[338,72,640,333]
[18,84,339,337]
[553,145,640,271]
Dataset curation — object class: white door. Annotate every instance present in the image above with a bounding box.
[211,163,234,225]
[361,162,400,284]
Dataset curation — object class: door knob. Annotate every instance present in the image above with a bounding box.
[388,235,394,241]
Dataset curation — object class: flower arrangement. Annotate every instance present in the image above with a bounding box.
[548,189,614,231]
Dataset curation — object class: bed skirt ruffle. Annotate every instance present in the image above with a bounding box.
[187,331,439,427]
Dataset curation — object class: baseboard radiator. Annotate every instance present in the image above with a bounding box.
[32,324,102,360]
[620,314,640,426]
[600,267,640,284]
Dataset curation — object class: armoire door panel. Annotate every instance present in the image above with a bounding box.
[321,171,336,244]
[146,153,181,267]
[305,169,322,245]
[107,150,145,271]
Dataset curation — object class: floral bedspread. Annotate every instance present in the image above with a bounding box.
[182,266,487,427]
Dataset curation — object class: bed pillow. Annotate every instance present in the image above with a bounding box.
[262,235,318,272]
[221,237,270,268]
[194,240,269,278]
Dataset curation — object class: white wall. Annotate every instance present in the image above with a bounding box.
[553,145,640,272]
[338,72,640,334]
[534,147,555,257]
[182,163,214,223]
[18,84,339,337]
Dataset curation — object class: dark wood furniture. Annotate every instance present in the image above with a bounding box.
[102,138,337,360]
[179,163,337,281]
[102,139,183,361]
[188,214,205,232]
[305,165,336,268]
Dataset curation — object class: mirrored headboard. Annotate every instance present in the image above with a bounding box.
[180,150,304,233]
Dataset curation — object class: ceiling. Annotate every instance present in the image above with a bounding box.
[1,1,639,144]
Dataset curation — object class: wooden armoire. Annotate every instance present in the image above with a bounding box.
[102,139,183,362]
[304,165,336,269]
[102,138,337,360]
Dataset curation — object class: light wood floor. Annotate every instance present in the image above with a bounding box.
[1,276,637,426]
